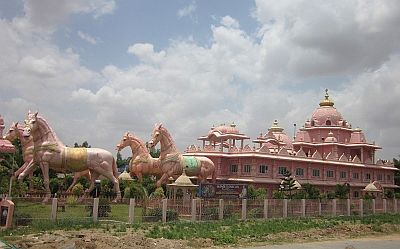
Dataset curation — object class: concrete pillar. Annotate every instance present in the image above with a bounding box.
[241,199,247,220]
[51,198,57,221]
[318,201,322,216]
[283,199,288,218]
[93,198,99,222]
[332,199,337,216]
[218,199,224,220]
[263,199,268,219]
[383,199,387,213]
[301,199,306,217]
[372,199,376,214]
[128,199,135,224]
[394,199,398,213]
[162,199,167,223]
[360,199,363,217]
[191,199,197,221]
[347,199,351,216]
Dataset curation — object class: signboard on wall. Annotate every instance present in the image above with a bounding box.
[198,183,247,199]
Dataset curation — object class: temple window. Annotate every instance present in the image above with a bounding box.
[259,165,268,174]
[365,173,371,180]
[326,170,334,178]
[311,120,315,126]
[352,172,359,179]
[243,164,252,173]
[278,166,287,175]
[387,175,391,181]
[312,169,320,177]
[353,191,359,198]
[340,171,347,179]
[296,168,304,176]
[326,120,331,126]
[377,174,382,181]
[230,165,238,173]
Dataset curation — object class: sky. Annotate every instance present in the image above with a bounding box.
[0,0,400,160]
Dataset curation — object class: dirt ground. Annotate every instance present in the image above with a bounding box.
[3,223,400,249]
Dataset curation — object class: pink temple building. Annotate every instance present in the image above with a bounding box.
[185,90,398,198]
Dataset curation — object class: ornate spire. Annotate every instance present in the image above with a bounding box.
[268,120,284,132]
[319,88,334,107]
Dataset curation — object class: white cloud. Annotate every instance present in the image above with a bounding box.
[220,16,239,29]
[177,1,197,19]
[127,43,166,64]
[78,31,98,45]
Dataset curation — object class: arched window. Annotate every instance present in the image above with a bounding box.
[326,120,331,126]
[311,120,315,126]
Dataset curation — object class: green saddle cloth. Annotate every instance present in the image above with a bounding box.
[183,156,199,174]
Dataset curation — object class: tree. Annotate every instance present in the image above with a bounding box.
[301,183,320,199]
[116,151,130,170]
[74,141,91,148]
[334,183,350,199]
[279,170,298,199]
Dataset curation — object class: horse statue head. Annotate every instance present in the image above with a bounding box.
[23,111,38,138]
[3,122,19,141]
[148,123,163,149]
[116,132,148,153]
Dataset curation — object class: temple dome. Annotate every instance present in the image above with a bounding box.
[208,122,239,136]
[310,89,343,127]
[267,120,293,149]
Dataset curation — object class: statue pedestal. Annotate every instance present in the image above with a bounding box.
[0,198,14,229]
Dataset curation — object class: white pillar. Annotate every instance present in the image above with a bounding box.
[93,198,99,222]
[263,199,268,219]
[51,198,57,221]
[283,199,288,218]
[218,199,224,220]
[332,199,337,216]
[191,199,197,221]
[318,201,322,216]
[301,199,306,217]
[128,198,135,224]
[347,199,351,216]
[360,199,364,217]
[372,199,376,214]
[162,198,167,223]
[383,199,387,213]
[241,199,247,220]
[394,199,398,213]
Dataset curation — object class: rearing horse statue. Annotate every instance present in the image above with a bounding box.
[3,122,35,181]
[4,122,91,193]
[20,112,121,202]
[148,123,216,187]
[116,132,162,181]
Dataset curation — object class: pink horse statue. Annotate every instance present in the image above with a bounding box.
[148,123,216,187]
[116,132,162,181]
[4,122,91,193]
[20,112,121,202]
[3,122,34,182]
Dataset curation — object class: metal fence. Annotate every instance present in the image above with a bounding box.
[6,197,400,226]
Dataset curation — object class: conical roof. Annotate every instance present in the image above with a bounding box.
[169,169,198,187]
[118,170,133,181]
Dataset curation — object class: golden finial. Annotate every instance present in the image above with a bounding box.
[319,88,334,107]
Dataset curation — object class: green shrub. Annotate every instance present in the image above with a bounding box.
[66,195,78,206]
[14,212,32,226]
[144,208,178,222]
[149,187,165,199]
[248,207,263,219]
[72,183,84,196]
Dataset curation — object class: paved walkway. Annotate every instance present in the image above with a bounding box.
[240,235,400,249]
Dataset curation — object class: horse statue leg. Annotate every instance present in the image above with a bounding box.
[41,162,51,203]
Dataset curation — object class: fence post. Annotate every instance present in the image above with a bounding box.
[263,199,268,219]
[51,197,57,221]
[318,200,322,216]
[197,199,202,220]
[162,198,167,223]
[283,199,288,218]
[372,199,376,214]
[93,198,99,222]
[241,199,247,220]
[332,199,337,216]
[218,199,224,220]
[383,199,387,213]
[359,199,363,217]
[347,199,351,216]
[394,199,398,213]
[301,199,306,217]
[191,199,197,221]
[128,198,135,224]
